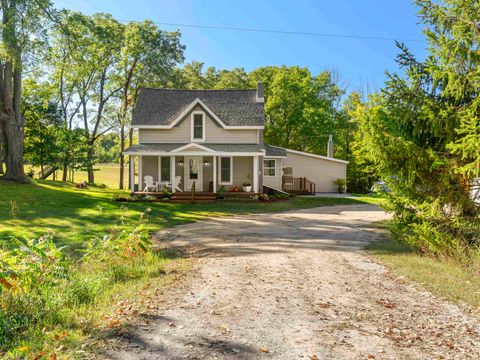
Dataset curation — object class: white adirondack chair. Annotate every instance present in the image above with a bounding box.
[143,175,158,192]
[166,176,182,192]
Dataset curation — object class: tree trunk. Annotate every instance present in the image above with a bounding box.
[87,144,94,184]
[0,122,5,175]
[3,113,27,182]
[1,60,27,183]
[119,124,125,189]
[62,161,68,181]
[0,4,28,183]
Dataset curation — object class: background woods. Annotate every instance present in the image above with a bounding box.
[0,2,367,190]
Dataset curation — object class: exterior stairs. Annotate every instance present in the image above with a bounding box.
[170,192,217,204]
[37,165,58,179]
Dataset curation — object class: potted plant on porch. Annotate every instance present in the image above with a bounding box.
[243,182,252,192]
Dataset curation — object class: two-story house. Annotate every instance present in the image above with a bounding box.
[124,83,348,195]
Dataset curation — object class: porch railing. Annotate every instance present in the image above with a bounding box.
[282,176,316,195]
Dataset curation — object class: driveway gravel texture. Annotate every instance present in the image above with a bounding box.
[106,204,480,360]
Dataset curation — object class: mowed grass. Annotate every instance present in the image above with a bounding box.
[366,232,480,308]
[0,179,378,250]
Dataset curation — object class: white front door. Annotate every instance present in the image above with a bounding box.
[184,156,203,191]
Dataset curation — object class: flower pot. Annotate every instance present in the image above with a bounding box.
[243,185,252,192]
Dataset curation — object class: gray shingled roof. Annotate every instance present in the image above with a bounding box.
[264,144,287,157]
[132,88,264,127]
[124,143,266,155]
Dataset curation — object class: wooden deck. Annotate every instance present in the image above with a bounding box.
[282,176,316,195]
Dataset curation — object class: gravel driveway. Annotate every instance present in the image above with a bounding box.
[109,204,480,359]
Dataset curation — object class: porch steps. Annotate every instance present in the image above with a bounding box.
[170,192,217,204]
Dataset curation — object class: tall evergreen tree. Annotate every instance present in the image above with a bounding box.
[357,0,479,254]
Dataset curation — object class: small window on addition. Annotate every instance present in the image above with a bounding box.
[283,167,293,176]
[263,159,276,176]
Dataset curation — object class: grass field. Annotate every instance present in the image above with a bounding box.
[26,163,127,189]
[0,179,378,250]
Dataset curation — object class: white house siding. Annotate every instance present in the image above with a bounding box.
[139,105,258,144]
[232,157,253,188]
[141,156,159,182]
[140,155,255,192]
[262,158,283,190]
[282,152,346,193]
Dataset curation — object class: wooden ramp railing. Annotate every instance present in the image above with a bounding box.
[282,176,316,195]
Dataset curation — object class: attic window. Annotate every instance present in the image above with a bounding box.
[191,112,205,142]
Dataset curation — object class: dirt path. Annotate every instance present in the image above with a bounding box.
[108,204,480,359]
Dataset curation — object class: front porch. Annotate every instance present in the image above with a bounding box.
[128,153,261,195]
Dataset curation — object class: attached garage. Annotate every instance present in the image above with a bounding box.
[282,149,348,193]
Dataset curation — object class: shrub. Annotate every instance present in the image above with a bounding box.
[63,277,100,306]
[334,179,347,193]
[258,193,269,201]
[0,234,70,293]
[162,187,172,199]
[0,210,160,356]
[112,193,129,202]
[216,186,226,199]
[0,234,70,349]
[128,194,157,202]
[384,192,480,258]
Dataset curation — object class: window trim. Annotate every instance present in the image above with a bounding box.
[191,111,205,142]
[218,156,233,185]
[263,158,277,177]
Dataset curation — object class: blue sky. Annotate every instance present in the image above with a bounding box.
[53,0,428,92]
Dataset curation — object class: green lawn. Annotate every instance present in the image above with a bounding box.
[0,178,379,358]
[0,180,378,250]
[366,232,480,308]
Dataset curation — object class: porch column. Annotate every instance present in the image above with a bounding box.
[138,155,143,192]
[170,156,176,193]
[158,156,161,184]
[212,156,217,193]
[130,156,135,193]
[253,156,259,193]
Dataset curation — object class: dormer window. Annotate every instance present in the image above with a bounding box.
[191,111,205,142]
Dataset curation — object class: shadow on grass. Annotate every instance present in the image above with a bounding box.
[365,233,414,255]
[1,179,380,254]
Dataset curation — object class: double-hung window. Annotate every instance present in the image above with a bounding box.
[263,159,276,177]
[219,156,232,184]
[191,112,205,142]
[160,157,170,182]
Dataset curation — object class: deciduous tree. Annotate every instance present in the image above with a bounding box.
[0,0,52,182]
